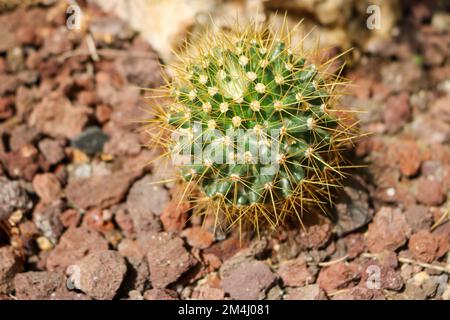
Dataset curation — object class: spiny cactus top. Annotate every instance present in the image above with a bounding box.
[148,22,355,231]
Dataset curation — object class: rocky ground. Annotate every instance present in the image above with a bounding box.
[0,2,449,300]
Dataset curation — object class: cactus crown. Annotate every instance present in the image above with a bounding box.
[148,21,355,231]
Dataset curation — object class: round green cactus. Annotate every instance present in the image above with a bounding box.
[148,22,356,230]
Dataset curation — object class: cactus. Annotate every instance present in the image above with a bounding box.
[146,21,357,232]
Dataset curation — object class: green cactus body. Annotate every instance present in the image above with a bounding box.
[151,23,354,230]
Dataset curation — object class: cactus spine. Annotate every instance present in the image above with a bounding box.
[146,21,356,232]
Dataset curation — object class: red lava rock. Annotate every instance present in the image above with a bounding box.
[29,95,90,139]
[103,129,141,157]
[139,232,197,288]
[46,227,108,271]
[32,173,62,204]
[0,96,14,119]
[66,171,138,210]
[82,209,115,234]
[42,27,73,56]
[91,14,136,40]
[423,38,447,67]
[415,178,445,206]
[126,174,168,233]
[77,90,98,106]
[117,239,145,264]
[284,284,327,300]
[67,250,127,300]
[381,61,423,93]
[15,86,39,121]
[396,141,422,177]
[0,74,20,96]
[1,144,40,181]
[9,125,39,152]
[0,246,23,294]
[421,160,446,180]
[412,114,450,145]
[366,207,412,253]
[204,237,247,263]
[376,250,399,269]
[382,92,411,133]
[95,104,112,123]
[16,26,37,45]
[377,183,417,209]
[399,279,436,300]
[14,271,64,300]
[349,77,372,99]
[95,71,122,106]
[221,259,276,300]
[192,284,225,300]
[218,240,267,277]
[161,200,190,233]
[332,287,385,300]
[116,54,162,88]
[181,226,214,249]
[0,294,12,300]
[317,262,361,293]
[114,205,134,235]
[334,179,372,236]
[18,219,40,247]
[203,254,222,273]
[143,288,178,300]
[0,176,32,220]
[0,57,5,72]
[32,200,65,245]
[60,209,81,228]
[0,25,17,52]
[117,239,149,292]
[192,275,225,300]
[343,233,366,259]
[297,216,332,249]
[432,222,450,258]
[404,205,433,232]
[408,230,439,263]
[277,257,314,287]
[122,150,157,177]
[192,273,223,297]
[127,174,169,216]
[38,138,65,165]
[430,94,450,126]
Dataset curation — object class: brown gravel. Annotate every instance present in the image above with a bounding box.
[366,207,412,253]
[0,246,23,294]
[221,259,276,300]
[277,256,314,287]
[284,284,327,300]
[408,230,440,263]
[317,262,361,293]
[14,271,64,300]
[139,232,197,288]
[46,227,108,271]
[67,250,127,300]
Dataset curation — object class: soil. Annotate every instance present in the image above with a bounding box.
[0,1,449,300]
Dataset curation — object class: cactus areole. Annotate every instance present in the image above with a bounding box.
[148,21,356,230]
